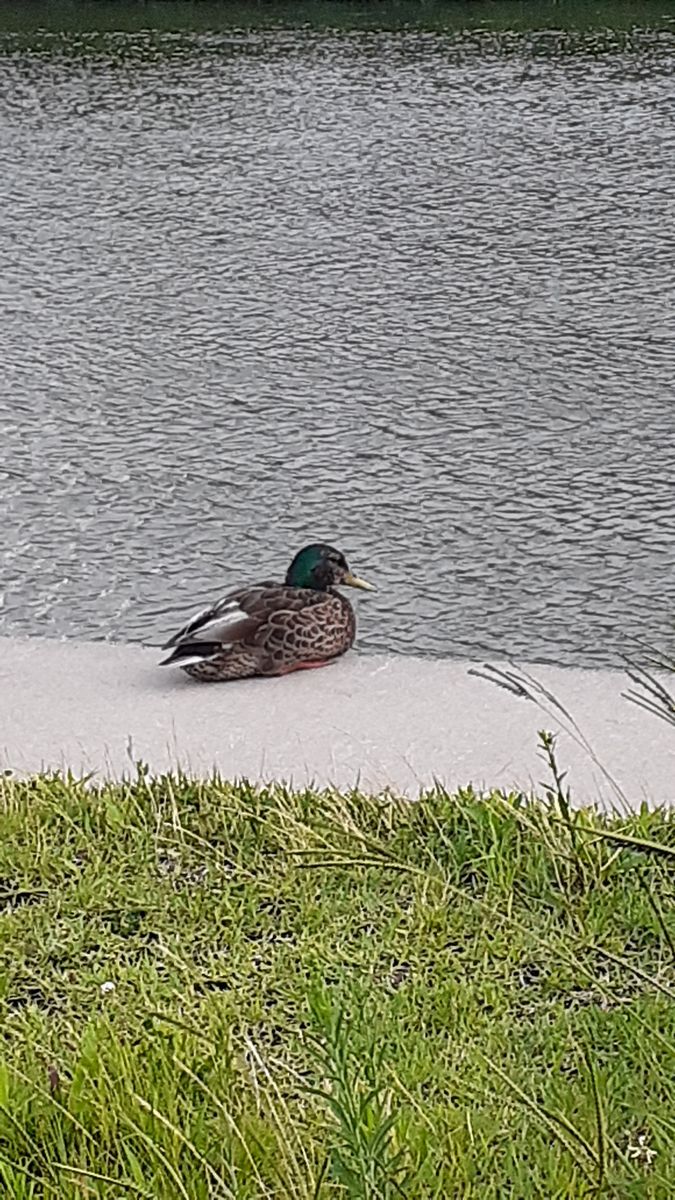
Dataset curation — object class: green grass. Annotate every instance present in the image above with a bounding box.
[0,0,673,36]
[1,0,674,54]
[1,768,675,1196]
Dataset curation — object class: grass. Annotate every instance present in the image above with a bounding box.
[1,0,673,34]
[1,765,675,1196]
[1,0,674,56]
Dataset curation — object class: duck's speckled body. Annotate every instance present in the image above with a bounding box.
[160,543,374,683]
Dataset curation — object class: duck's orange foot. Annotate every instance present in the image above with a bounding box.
[278,659,336,675]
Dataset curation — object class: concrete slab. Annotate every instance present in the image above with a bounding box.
[1,636,672,810]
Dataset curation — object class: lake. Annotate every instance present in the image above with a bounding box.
[1,2,674,667]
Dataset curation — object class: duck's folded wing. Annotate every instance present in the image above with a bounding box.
[161,582,276,650]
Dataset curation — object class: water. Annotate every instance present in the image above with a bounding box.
[1,5,675,667]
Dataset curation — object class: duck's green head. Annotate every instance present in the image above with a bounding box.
[285,543,375,593]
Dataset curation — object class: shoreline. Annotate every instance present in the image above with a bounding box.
[1,634,671,808]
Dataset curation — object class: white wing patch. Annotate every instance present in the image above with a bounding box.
[185,600,251,644]
[163,597,251,648]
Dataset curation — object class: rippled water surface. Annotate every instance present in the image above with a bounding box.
[1,14,675,666]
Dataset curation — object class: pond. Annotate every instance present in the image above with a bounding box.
[1,2,674,667]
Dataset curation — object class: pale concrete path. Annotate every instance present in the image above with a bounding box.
[1,636,672,809]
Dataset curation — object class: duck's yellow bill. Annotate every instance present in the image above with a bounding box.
[343,572,376,592]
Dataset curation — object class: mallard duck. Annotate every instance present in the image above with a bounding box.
[159,543,375,683]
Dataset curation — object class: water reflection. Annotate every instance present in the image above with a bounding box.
[1,24,674,666]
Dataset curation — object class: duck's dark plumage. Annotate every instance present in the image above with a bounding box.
[160,544,374,683]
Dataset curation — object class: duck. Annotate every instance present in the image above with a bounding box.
[159,542,375,683]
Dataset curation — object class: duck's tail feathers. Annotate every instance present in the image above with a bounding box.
[159,641,223,668]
